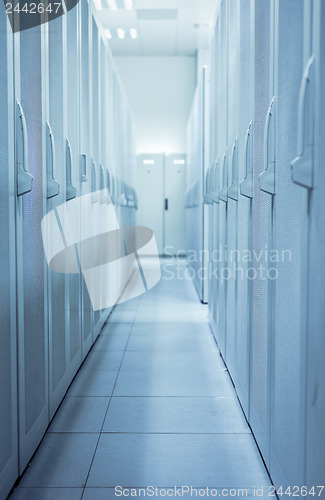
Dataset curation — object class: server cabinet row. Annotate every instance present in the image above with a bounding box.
[0,2,136,498]
[188,0,325,494]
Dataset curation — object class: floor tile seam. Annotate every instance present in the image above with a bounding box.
[81,311,138,498]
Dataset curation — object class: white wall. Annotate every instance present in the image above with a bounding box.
[115,56,197,155]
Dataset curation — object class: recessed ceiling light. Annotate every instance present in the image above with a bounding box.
[130,28,137,39]
[105,28,112,39]
[124,0,132,9]
[117,28,125,39]
[107,0,117,10]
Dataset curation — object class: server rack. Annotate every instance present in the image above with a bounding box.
[237,0,254,419]
[0,5,18,498]
[270,0,307,488]
[65,0,82,383]
[14,21,49,474]
[188,0,325,494]
[0,0,137,494]
[225,0,239,374]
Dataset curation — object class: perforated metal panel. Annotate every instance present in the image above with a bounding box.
[210,18,220,329]
[66,1,82,367]
[48,13,68,417]
[0,8,18,499]
[17,24,48,472]
[271,0,306,488]
[235,0,253,418]
[91,20,101,329]
[100,38,107,170]
[225,0,239,370]
[92,18,99,164]
[306,0,325,496]
[250,0,273,465]
[80,0,89,156]
[80,0,93,357]
[186,71,206,302]
[216,0,228,357]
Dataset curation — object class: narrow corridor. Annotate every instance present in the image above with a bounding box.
[10,261,271,499]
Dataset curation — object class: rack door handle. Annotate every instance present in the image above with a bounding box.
[91,159,99,203]
[65,139,77,201]
[99,163,107,203]
[291,56,315,189]
[240,121,254,199]
[46,122,60,199]
[219,153,228,203]
[228,137,239,201]
[165,198,169,211]
[80,154,87,183]
[259,97,276,195]
[204,169,210,204]
[16,100,33,196]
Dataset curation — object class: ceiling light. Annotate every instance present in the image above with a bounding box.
[107,0,117,10]
[105,28,112,39]
[117,28,125,39]
[124,0,132,9]
[130,28,137,39]
[93,0,102,10]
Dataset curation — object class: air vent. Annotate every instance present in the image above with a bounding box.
[136,9,178,20]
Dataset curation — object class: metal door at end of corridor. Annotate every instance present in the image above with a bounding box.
[164,154,187,256]
[136,154,164,255]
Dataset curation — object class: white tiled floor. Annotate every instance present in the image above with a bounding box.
[10,262,271,499]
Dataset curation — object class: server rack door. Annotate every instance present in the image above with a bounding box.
[136,154,164,255]
[236,0,254,419]
[186,70,207,303]
[91,17,101,332]
[270,0,307,488]
[250,0,275,466]
[91,17,99,170]
[79,0,93,359]
[90,159,101,334]
[164,154,187,255]
[217,152,228,357]
[225,0,239,371]
[207,168,214,318]
[99,37,106,178]
[0,6,18,498]
[46,7,69,419]
[90,17,101,332]
[66,0,82,376]
[306,1,325,493]
[14,24,49,473]
[211,161,220,329]
[216,0,228,358]
[226,138,239,374]
[210,17,220,330]
[201,67,209,305]
[98,37,114,325]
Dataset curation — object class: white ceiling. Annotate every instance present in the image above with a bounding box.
[95,0,218,56]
